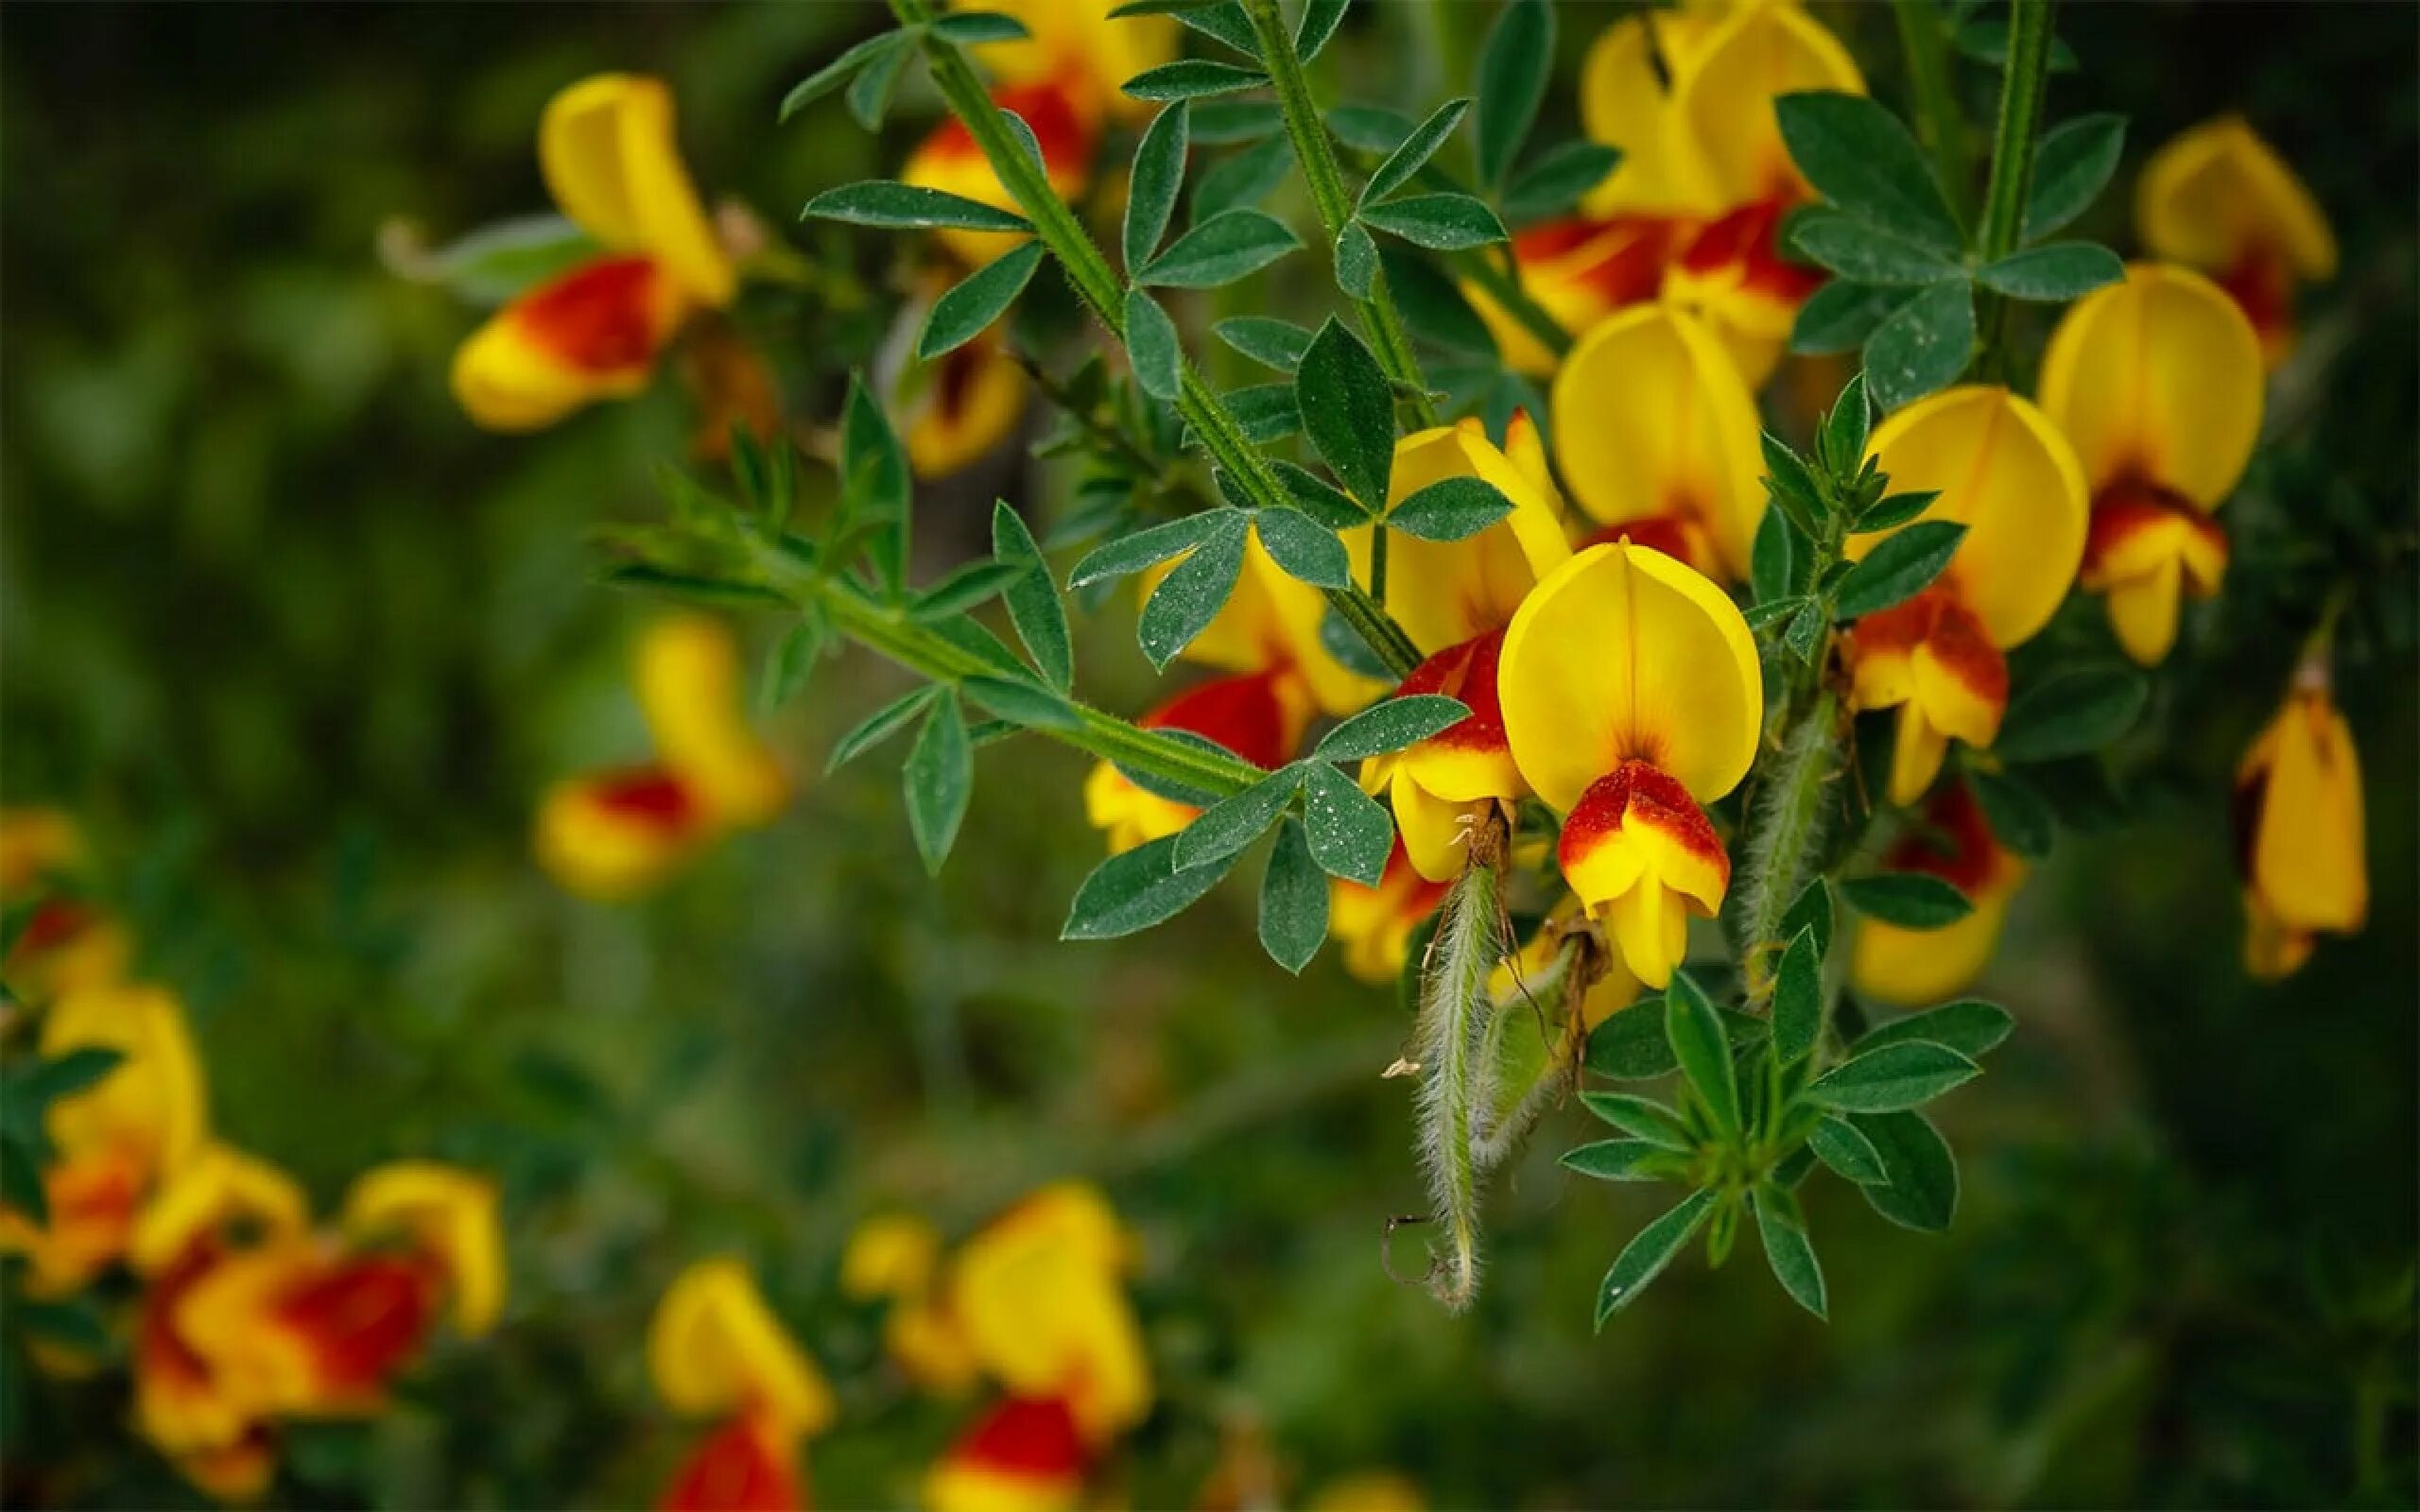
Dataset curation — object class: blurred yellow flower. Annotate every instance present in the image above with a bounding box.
[2137,116,2336,366]
[2235,664,2367,979]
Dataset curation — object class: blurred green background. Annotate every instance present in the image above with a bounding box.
[3,3,2412,1507]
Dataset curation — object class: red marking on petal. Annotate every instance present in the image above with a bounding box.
[138,1238,224,1398]
[1580,517,1718,577]
[1141,670,1300,770]
[946,1396,1089,1480]
[660,1414,804,1512]
[2215,248,2293,349]
[1848,589,2008,709]
[14,899,95,956]
[1678,197,1824,304]
[2085,482,2230,583]
[1383,838,1451,919]
[1558,760,1729,885]
[1882,780,2002,895]
[510,256,669,375]
[1395,630,1508,756]
[274,1254,442,1398]
[1515,215,1676,306]
[921,79,1095,180]
[592,768,705,831]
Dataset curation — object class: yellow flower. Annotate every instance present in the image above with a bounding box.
[946,1181,1149,1445]
[842,1212,980,1395]
[0,808,131,1003]
[899,319,1030,479]
[949,0,1179,126]
[1463,218,1679,378]
[2039,263,2264,665]
[2136,116,2336,365]
[648,1257,837,1442]
[452,76,735,431]
[902,78,1097,269]
[925,1396,1090,1512]
[1850,781,2026,1005]
[1499,542,1762,988]
[1551,304,1764,581]
[536,614,788,900]
[1329,838,1450,985]
[342,1161,506,1336]
[0,984,209,1296]
[2235,666,2366,979]
[1353,416,1570,881]
[1843,387,2089,805]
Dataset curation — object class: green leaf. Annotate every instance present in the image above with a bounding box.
[1806,1040,1979,1112]
[1977,241,2124,301]
[1857,489,1941,531]
[1139,208,1301,288]
[1068,513,1217,587]
[991,502,1073,693]
[1294,318,1396,507]
[928,10,1031,43]
[1772,926,1824,1063]
[1996,666,2149,762]
[1585,998,1674,1079]
[1296,0,1350,60]
[1753,1187,1827,1318]
[997,108,1047,170]
[1782,878,1834,958]
[1956,18,2081,73]
[391,214,601,307]
[1362,96,1471,207]
[1751,508,1799,606]
[1833,520,1966,619]
[1299,762,1393,886]
[845,39,911,129]
[1474,0,1552,188]
[1315,695,1471,761]
[1272,460,1369,527]
[1253,508,1351,589]
[1358,193,1508,250]
[1191,99,1283,144]
[904,695,973,875]
[759,615,824,713]
[1215,316,1314,372]
[1177,765,1303,870]
[827,686,942,771]
[1664,971,1740,1140]
[1191,130,1292,229]
[842,376,913,597]
[1969,768,2054,859]
[1222,383,1303,443]
[1335,220,1379,299]
[2025,114,2127,242]
[1137,512,1250,667]
[1862,278,1975,412]
[1258,818,1329,972]
[17,1047,126,1108]
[1,1135,46,1227]
[958,675,1080,731]
[913,558,1028,618]
[1859,999,2014,1058]
[1123,59,1269,102]
[781,29,911,121]
[1841,872,1973,928]
[1595,1189,1720,1328]
[1790,280,1908,356]
[1758,431,1824,538]
[1503,140,1622,224]
[1125,102,1191,271]
[1807,1115,1889,1184]
[1579,1091,1695,1151]
[1124,288,1184,402]
[1743,595,1809,631]
[1387,475,1513,541]
[1562,1139,1674,1182]
[1328,102,1417,155]
[1788,210,1963,286]
[1851,1109,1959,1230]
[1172,0,1257,54]
[804,180,1030,232]
[1063,833,1238,939]
[1377,245,1499,358]
[1819,371,1871,478]
[1775,91,1963,256]
[600,564,788,610]
[1782,601,1826,663]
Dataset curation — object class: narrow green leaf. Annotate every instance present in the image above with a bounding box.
[1969,768,2055,859]
[1191,130,1291,224]
[1806,1041,1979,1112]
[1790,280,1909,356]
[1503,140,1622,224]
[1294,318,1396,507]
[1807,1115,1889,1184]
[805,180,1028,232]
[1123,59,1269,102]
[2025,114,2127,243]
[1315,694,1470,762]
[1852,1109,1959,1230]
[1271,460,1369,527]
[1859,999,2014,1058]
[1124,288,1184,401]
[1335,220,1379,299]
[842,376,912,597]
[1253,508,1351,589]
[1977,242,2124,301]
[1216,315,1315,372]
[1125,102,1191,271]
[1788,210,1964,286]
[1358,193,1507,250]
[1258,818,1329,972]
[991,502,1072,692]
[1782,878,1834,958]
[1377,245,1499,358]
[1664,971,1740,1139]
[845,39,910,129]
[1782,601,1826,663]
[1772,927,1824,1063]
[1584,998,1674,1079]
[1176,765,1304,870]
[1744,595,1810,631]
[759,615,824,713]
[827,687,942,772]
[1579,1091,1695,1151]
[1753,1188,1827,1318]
[1296,0,1350,60]
[1139,208,1302,288]
[1387,475,1512,541]
[1856,489,1940,531]
[1562,1139,1673,1182]
[1328,102,1416,155]
[1475,0,1552,187]
[959,674,1080,731]
[1362,96,1471,208]
[1137,512,1250,667]
[1067,513,1216,587]
[1222,383,1303,443]
[1861,278,1975,412]
[1172,0,1257,54]
[1191,99,1283,144]
[1833,520,1966,620]
[1995,666,2149,762]
[1841,872,1973,928]
[1062,833,1238,939]
[599,564,788,610]
[913,558,1028,618]
[1819,372,1872,480]
[1595,1189,1719,1328]
[1751,507,1799,607]
[928,11,1029,42]
[904,695,973,875]
[17,1048,127,1108]
[1775,91,1964,255]
[1300,762,1393,886]
[781,30,910,121]
[1,1136,46,1227]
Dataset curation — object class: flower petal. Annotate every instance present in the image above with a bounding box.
[648,1258,837,1440]
[2137,116,2337,284]
[1676,4,1864,208]
[959,0,1181,121]
[904,327,1029,479]
[540,75,733,305]
[342,1162,506,1337]
[451,256,682,432]
[1358,421,1570,654]
[904,79,1096,267]
[1557,760,1729,989]
[2246,690,2367,935]
[1578,13,1720,217]
[637,615,789,827]
[1466,218,1676,377]
[534,767,711,900]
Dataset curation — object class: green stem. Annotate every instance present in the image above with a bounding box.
[891,0,1425,678]
[1412,851,1504,1312]
[1238,0,1440,429]
[1893,0,1974,229]
[1369,523,1390,604]
[1971,0,2057,369]
[1737,688,1841,998]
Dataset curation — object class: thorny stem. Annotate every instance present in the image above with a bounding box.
[890,0,1424,677]
[1972,0,2058,371]
[1892,0,1975,228]
[1237,0,1442,431]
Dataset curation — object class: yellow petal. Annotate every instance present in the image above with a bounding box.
[2039,263,2264,507]
[540,75,734,305]
[1353,420,1570,654]
[636,614,789,827]
[904,329,1029,478]
[533,768,712,900]
[648,1258,837,1439]
[1551,304,1766,579]
[841,1212,944,1301]
[955,0,1179,121]
[1887,705,1950,807]
[1328,842,1447,982]
[1390,767,1478,885]
[1578,14,1720,217]
[949,1183,1149,1442]
[1146,535,1382,716]
[1851,887,2014,1005]
[2249,690,2367,934]
[1676,3,1863,206]
[2105,556,2184,666]
[904,80,1097,266]
[2137,116,2337,283]
[39,984,208,1180]
[1499,542,1763,811]
[1556,760,1730,988]
[343,1162,506,1336]
[450,256,680,432]
[1855,386,2089,648]
[1601,878,1689,990]
[130,1144,309,1275]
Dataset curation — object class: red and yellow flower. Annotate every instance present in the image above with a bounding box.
[1329,838,1451,985]
[0,808,132,1002]
[842,1211,981,1395]
[1843,387,2089,805]
[453,76,738,432]
[1849,780,2026,1005]
[1500,541,1763,988]
[649,1258,838,1512]
[2039,263,2264,666]
[1550,304,1765,580]
[0,984,208,1297]
[1353,416,1571,881]
[2234,662,2367,980]
[1466,218,1678,379]
[2136,116,2336,365]
[536,614,790,900]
